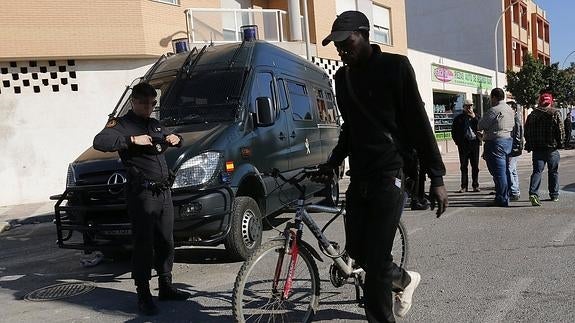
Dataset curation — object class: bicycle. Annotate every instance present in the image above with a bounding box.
[232,167,409,322]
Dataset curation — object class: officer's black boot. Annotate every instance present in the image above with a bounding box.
[136,281,159,316]
[158,275,191,301]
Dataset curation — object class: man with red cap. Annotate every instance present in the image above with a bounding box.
[524,91,565,206]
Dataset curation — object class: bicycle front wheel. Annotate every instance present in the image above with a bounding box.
[232,239,320,323]
[392,219,409,268]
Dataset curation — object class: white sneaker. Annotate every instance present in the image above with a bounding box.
[394,271,421,318]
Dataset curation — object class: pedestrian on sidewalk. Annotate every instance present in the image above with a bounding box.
[524,92,565,206]
[93,83,190,316]
[451,99,481,193]
[507,101,523,201]
[478,88,515,207]
[564,110,572,149]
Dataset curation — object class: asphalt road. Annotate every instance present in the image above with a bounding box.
[1,149,575,322]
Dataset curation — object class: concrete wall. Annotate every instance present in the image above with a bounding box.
[0,59,154,205]
[405,0,504,71]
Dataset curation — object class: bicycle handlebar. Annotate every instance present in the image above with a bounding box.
[264,166,323,197]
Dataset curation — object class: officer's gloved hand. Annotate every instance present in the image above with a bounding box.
[429,185,449,218]
[310,162,336,184]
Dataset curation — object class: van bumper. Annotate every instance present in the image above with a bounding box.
[172,186,234,246]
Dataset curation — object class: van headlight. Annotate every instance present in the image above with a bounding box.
[66,164,76,188]
[172,152,221,188]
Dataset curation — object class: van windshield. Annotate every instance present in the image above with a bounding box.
[116,69,247,126]
[159,68,247,126]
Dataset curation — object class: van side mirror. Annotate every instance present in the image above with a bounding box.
[255,97,275,127]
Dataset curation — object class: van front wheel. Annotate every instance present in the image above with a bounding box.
[224,196,263,261]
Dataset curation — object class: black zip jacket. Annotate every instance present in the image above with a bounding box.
[328,45,445,187]
[93,110,182,182]
[451,113,480,148]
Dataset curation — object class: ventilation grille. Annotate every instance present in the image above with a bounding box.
[0,60,79,94]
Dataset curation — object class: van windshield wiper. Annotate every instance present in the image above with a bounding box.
[161,114,202,126]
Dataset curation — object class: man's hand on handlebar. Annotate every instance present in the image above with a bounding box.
[309,163,335,184]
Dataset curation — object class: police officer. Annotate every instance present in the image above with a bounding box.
[93,82,190,316]
[319,11,448,322]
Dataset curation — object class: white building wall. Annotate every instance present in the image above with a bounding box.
[405,0,505,71]
[0,59,154,206]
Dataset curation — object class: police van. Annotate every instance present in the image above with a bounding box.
[53,37,342,260]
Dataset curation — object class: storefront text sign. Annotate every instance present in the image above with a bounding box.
[431,64,492,90]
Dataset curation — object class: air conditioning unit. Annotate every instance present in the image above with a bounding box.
[512,42,517,50]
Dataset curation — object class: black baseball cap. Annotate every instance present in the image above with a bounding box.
[322,11,370,46]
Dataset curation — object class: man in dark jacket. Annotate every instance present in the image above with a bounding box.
[93,83,190,315]
[451,99,481,193]
[524,92,565,206]
[320,11,448,323]
[507,101,523,201]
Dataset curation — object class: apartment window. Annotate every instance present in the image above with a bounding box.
[514,42,521,67]
[537,20,543,39]
[520,5,527,29]
[544,24,550,42]
[521,46,528,65]
[512,3,519,24]
[336,0,357,14]
[153,0,178,4]
[373,4,391,45]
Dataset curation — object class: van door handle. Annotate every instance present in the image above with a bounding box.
[278,132,286,140]
[290,131,296,139]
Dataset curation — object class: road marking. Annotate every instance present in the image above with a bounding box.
[551,220,575,246]
[484,277,533,323]
[0,275,25,282]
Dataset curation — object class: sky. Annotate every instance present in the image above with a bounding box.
[535,0,575,67]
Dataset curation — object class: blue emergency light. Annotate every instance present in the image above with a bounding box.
[241,25,259,42]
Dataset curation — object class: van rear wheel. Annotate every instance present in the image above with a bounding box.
[225,196,263,261]
[320,171,340,207]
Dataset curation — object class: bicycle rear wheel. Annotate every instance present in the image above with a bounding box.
[232,239,320,323]
[392,220,409,268]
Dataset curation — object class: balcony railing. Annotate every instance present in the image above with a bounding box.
[184,8,302,45]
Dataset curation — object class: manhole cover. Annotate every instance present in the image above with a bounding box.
[24,282,95,301]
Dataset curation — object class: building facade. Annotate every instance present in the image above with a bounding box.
[405,0,551,75]
[0,0,408,205]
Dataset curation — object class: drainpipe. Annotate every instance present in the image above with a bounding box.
[288,0,303,41]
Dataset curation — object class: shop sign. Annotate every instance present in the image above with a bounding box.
[431,64,492,90]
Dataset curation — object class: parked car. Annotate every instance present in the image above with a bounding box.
[52,39,342,260]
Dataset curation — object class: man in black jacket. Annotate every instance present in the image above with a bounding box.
[451,99,481,193]
[93,83,190,316]
[320,11,448,323]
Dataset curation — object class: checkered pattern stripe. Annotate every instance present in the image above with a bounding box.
[0,60,78,95]
[312,56,344,92]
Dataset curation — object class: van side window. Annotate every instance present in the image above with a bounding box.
[254,72,277,114]
[286,81,313,121]
[316,88,337,124]
[277,79,289,110]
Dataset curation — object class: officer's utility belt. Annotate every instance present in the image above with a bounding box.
[141,179,171,192]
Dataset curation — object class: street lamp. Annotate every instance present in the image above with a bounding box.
[494,2,515,88]
[562,50,575,69]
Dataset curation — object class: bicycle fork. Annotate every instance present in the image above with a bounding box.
[272,230,300,300]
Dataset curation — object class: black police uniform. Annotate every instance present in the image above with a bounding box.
[327,45,446,322]
[93,110,182,284]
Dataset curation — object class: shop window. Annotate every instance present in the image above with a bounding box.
[433,92,464,141]
[373,5,391,45]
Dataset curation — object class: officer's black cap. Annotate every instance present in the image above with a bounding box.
[322,11,370,46]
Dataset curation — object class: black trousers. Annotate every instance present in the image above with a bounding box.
[127,186,175,284]
[345,170,411,323]
[457,142,480,189]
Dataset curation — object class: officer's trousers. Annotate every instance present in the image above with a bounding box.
[127,186,175,284]
[345,170,411,323]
